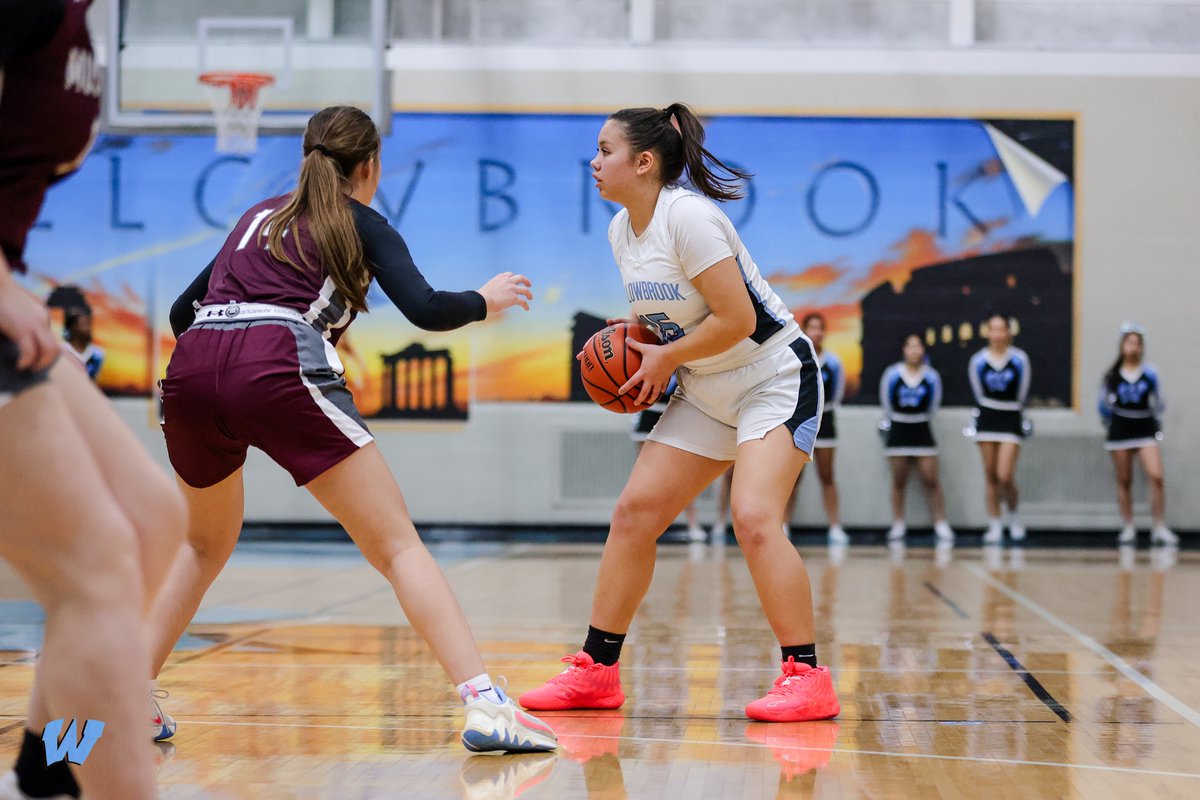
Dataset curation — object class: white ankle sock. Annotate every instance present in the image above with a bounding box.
[457,673,504,704]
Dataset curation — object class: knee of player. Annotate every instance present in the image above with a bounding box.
[729,503,774,545]
[51,523,146,609]
[610,492,660,535]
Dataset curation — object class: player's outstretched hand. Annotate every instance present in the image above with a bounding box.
[0,271,57,372]
[478,272,533,314]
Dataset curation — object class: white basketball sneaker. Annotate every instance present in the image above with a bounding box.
[462,683,557,754]
[1151,524,1178,546]
[151,689,176,741]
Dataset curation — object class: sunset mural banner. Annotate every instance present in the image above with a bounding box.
[20,113,1074,418]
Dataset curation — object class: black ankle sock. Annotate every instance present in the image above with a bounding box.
[582,626,626,666]
[15,730,80,799]
[781,644,818,668]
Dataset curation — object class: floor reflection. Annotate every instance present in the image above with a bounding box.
[0,540,1195,798]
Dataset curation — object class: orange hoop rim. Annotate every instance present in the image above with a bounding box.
[198,71,275,91]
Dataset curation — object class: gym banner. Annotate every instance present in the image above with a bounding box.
[21,113,1074,418]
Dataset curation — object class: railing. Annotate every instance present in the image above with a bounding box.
[388,0,1200,51]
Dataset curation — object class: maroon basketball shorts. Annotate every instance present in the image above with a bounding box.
[161,319,373,488]
[0,334,52,411]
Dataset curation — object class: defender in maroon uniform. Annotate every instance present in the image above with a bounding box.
[145,106,557,755]
[0,2,185,799]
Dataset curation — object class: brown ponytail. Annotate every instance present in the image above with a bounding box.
[262,106,380,311]
[609,102,751,202]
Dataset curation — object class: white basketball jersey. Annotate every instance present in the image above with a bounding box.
[608,185,798,374]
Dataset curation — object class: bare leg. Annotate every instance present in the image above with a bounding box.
[1111,450,1135,525]
[996,442,1021,513]
[49,361,185,608]
[590,443,730,633]
[888,456,912,522]
[0,384,157,800]
[1138,446,1166,527]
[730,427,816,646]
[977,442,1001,518]
[715,468,734,527]
[305,444,498,684]
[916,455,946,523]
[783,472,802,527]
[815,448,840,527]
[146,470,245,677]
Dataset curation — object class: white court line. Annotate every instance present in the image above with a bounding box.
[164,719,1200,781]
[965,563,1200,728]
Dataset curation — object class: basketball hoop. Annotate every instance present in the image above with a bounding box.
[198,71,275,154]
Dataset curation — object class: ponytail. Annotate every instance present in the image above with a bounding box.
[609,102,752,202]
[262,106,380,312]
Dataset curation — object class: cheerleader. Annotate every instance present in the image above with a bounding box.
[60,309,103,380]
[879,334,954,542]
[784,313,847,544]
[1099,323,1176,545]
[967,313,1030,543]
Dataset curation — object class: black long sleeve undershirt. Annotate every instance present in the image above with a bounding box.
[350,200,487,331]
[168,201,487,337]
[169,259,214,338]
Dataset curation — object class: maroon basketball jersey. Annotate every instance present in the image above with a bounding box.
[202,196,360,345]
[0,0,102,273]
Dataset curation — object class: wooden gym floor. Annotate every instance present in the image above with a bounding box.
[0,537,1197,799]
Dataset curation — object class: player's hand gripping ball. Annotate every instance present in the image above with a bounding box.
[579,322,661,413]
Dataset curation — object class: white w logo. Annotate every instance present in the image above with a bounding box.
[43,719,105,766]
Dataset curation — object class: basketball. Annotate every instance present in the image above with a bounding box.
[580,322,661,413]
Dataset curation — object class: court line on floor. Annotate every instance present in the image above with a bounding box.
[168,719,1200,780]
[965,563,1200,728]
[923,581,970,619]
[982,631,1072,722]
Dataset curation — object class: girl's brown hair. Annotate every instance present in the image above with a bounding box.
[262,106,380,311]
[609,102,751,202]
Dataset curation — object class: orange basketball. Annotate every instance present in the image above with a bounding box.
[580,322,661,413]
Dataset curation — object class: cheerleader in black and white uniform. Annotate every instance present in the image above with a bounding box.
[1099,323,1176,546]
[783,312,847,544]
[966,313,1030,543]
[879,334,954,543]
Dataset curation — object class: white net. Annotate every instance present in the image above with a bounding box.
[199,72,274,154]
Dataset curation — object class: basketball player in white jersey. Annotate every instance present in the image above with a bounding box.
[520,103,839,722]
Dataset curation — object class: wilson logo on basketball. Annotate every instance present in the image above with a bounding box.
[580,322,660,414]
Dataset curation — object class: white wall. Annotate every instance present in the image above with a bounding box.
[109,52,1200,532]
